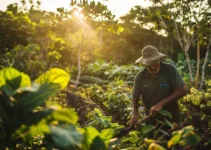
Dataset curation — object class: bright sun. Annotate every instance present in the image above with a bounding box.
[1,0,152,18]
[39,0,152,18]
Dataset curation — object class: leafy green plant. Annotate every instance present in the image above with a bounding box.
[167,126,200,149]
[0,67,114,149]
[88,108,124,132]
[77,79,132,125]
[179,80,211,149]
[83,60,142,82]
[0,67,70,148]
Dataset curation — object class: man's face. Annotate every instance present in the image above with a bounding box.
[144,61,160,75]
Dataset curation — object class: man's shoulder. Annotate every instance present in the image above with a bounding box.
[161,62,177,71]
[162,62,176,68]
[135,68,145,78]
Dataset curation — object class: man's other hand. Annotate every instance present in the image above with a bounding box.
[150,103,163,116]
[130,113,139,127]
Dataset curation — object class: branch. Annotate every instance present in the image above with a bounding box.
[174,20,184,50]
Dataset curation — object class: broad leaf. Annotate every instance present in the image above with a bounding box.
[0,68,31,95]
[23,108,56,126]
[90,136,106,150]
[159,109,172,119]
[100,129,114,140]
[180,126,195,137]
[35,68,70,90]
[51,109,78,124]
[0,76,5,87]
[181,134,200,147]
[172,126,194,137]
[168,134,181,148]
[148,143,165,150]
[83,127,100,148]
[50,124,83,148]
[16,83,59,115]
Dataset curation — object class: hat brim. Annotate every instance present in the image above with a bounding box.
[135,53,167,66]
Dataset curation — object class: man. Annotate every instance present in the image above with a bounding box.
[130,45,186,127]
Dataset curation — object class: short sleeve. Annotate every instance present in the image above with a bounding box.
[170,64,185,90]
[132,73,142,100]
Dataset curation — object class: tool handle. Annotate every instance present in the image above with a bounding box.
[139,114,152,124]
[114,114,152,139]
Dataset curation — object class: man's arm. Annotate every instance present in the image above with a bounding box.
[130,71,142,126]
[130,98,139,127]
[132,98,139,115]
[150,85,186,116]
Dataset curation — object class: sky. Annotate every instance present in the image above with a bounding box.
[0,0,152,18]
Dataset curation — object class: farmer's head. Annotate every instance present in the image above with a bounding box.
[135,45,167,75]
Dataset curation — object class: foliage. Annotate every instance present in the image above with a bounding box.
[168,126,200,149]
[0,67,116,149]
[0,4,36,52]
[2,44,46,79]
[177,58,196,86]
[83,60,142,82]
[77,79,132,125]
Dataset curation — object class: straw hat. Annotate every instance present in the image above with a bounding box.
[135,45,167,66]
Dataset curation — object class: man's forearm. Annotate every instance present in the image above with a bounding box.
[158,86,186,107]
[132,98,139,115]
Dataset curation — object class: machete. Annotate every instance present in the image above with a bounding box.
[114,114,152,139]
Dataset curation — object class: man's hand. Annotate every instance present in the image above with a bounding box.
[130,113,139,127]
[150,103,163,116]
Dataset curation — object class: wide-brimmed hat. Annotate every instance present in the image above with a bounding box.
[135,45,167,66]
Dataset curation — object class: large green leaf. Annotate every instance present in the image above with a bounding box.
[49,124,83,148]
[181,134,200,147]
[51,109,78,125]
[0,68,31,95]
[0,76,5,87]
[83,127,100,148]
[35,68,70,90]
[168,134,181,148]
[23,108,56,126]
[170,126,200,147]
[172,126,194,136]
[100,129,114,141]
[90,136,106,150]
[0,68,31,88]
[16,83,59,115]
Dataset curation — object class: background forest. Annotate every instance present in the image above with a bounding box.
[0,0,211,149]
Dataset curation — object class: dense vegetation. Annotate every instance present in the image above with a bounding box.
[0,0,211,149]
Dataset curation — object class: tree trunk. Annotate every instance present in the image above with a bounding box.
[76,44,82,87]
[100,27,103,44]
[185,52,194,83]
[200,36,211,89]
[195,41,200,88]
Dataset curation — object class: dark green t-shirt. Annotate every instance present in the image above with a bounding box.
[132,62,185,123]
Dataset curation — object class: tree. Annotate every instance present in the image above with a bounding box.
[0,3,36,53]
[120,6,181,63]
[126,0,208,83]
[198,17,211,89]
